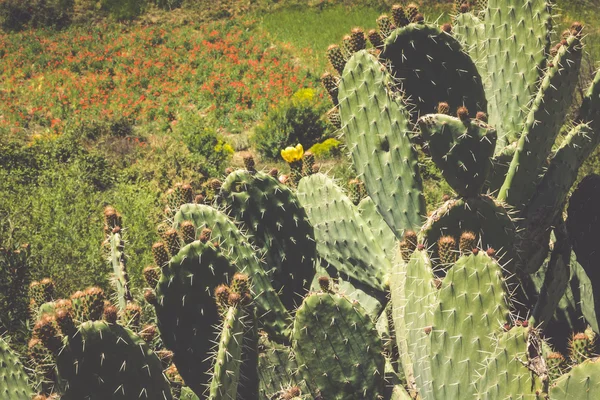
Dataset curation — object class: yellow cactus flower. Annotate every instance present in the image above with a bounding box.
[281,144,304,163]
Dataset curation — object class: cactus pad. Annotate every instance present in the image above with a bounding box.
[292,292,385,399]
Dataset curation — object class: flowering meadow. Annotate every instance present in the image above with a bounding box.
[0,18,316,137]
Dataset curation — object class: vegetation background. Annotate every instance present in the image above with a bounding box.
[1,0,599,299]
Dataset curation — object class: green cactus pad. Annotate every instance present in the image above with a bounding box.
[567,174,600,289]
[209,306,248,400]
[482,0,552,150]
[381,23,487,118]
[420,196,517,272]
[338,50,426,235]
[108,230,132,313]
[453,11,486,76]
[431,253,511,399]
[257,334,308,400]
[550,357,600,399]
[357,196,397,262]
[56,320,172,399]
[389,253,415,393]
[520,124,596,272]
[297,174,390,293]
[499,34,583,209]
[475,326,545,398]
[0,337,32,400]
[310,265,385,319]
[390,385,412,400]
[402,249,436,398]
[418,113,497,197]
[532,230,570,330]
[153,241,236,395]
[174,204,290,341]
[292,292,385,400]
[220,170,316,311]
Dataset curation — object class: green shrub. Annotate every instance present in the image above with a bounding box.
[252,88,329,160]
[309,138,342,159]
[175,112,233,177]
[100,0,144,20]
[0,0,74,31]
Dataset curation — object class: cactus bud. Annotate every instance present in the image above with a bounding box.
[282,386,302,400]
[321,72,338,104]
[404,230,418,252]
[391,5,409,27]
[180,221,196,244]
[318,276,331,292]
[437,102,450,114]
[228,292,242,306]
[486,248,496,258]
[164,229,180,256]
[459,231,477,255]
[377,14,394,38]
[243,154,256,173]
[326,44,346,74]
[33,315,61,353]
[457,106,469,121]
[215,284,231,308]
[55,308,76,337]
[125,302,142,329]
[140,324,158,343]
[417,243,425,251]
[441,23,452,33]
[367,29,384,49]
[231,273,250,296]
[144,266,160,287]
[152,242,170,267]
[194,194,205,204]
[406,3,419,23]
[144,288,157,305]
[476,111,488,122]
[571,21,583,36]
[460,3,470,13]
[199,228,212,243]
[349,27,366,53]
[438,236,457,265]
[103,306,118,325]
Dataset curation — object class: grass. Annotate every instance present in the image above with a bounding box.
[257,2,453,72]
